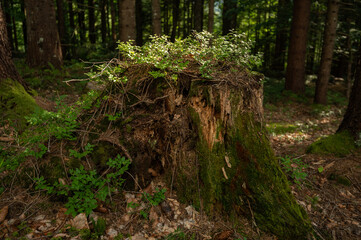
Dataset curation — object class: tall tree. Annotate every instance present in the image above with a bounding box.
[25,0,63,68]
[171,0,180,42]
[222,0,237,35]
[285,0,311,93]
[208,0,214,33]
[56,0,66,56]
[338,41,361,137]
[272,0,290,71]
[110,0,117,43]
[2,0,13,51]
[151,0,161,36]
[77,0,85,44]
[194,0,203,32]
[314,0,340,104]
[88,0,96,44]
[135,0,143,45]
[119,0,136,42]
[0,3,24,85]
[101,0,107,43]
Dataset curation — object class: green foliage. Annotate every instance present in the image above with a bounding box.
[164,227,196,240]
[69,143,95,159]
[142,188,166,206]
[279,156,308,185]
[35,155,131,216]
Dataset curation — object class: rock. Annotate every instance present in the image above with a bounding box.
[53,233,70,238]
[70,213,89,230]
[106,227,118,238]
[33,215,45,221]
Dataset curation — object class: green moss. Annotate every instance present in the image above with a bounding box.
[177,88,311,239]
[266,123,298,135]
[307,131,356,157]
[0,78,38,129]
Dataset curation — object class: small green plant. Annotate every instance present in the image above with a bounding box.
[105,112,122,121]
[142,188,166,206]
[355,132,361,147]
[35,155,131,216]
[69,143,94,159]
[279,156,308,185]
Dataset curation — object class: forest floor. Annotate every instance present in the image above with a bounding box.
[0,67,361,239]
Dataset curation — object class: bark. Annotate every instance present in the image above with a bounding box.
[207,0,214,33]
[21,0,27,51]
[285,0,311,93]
[222,0,237,35]
[135,0,143,46]
[25,0,63,68]
[56,0,66,56]
[151,0,161,36]
[0,4,22,84]
[171,0,180,42]
[163,0,169,36]
[77,0,85,44]
[101,0,107,43]
[194,0,203,32]
[272,0,290,71]
[110,0,117,43]
[314,0,340,104]
[88,0,96,44]
[3,0,12,51]
[119,0,136,42]
[338,42,361,137]
[11,1,17,51]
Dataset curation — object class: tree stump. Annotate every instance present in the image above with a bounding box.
[83,62,311,239]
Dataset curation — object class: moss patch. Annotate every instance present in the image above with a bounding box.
[266,123,299,135]
[0,78,38,129]
[307,131,356,157]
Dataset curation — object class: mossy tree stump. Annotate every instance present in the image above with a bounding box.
[81,62,311,239]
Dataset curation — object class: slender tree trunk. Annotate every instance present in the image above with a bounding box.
[0,4,24,84]
[163,0,169,35]
[272,0,290,71]
[222,0,237,35]
[285,0,311,93]
[346,25,353,98]
[25,0,63,68]
[171,0,180,42]
[338,41,361,137]
[88,0,96,44]
[152,0,161,36]
[11,1,18,51]
[56,0,66,56]
[208,0,214,33]
[77,0,85,44]
[20,0,27,51]
[314,0,340,104]
[119,0,136,42]
[194,0,203,32]
[3,0,13,51]
[135,0,143,45]
[110,0,117,43]
[101,0,107,43]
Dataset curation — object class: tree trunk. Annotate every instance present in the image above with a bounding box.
[338,41,361,137]
[79,61,311,239]
[194,0,203,32]
[314,0,340,104]
[3,0,13,51]
[272,0,290,72]
[171,0,180,42]
[56,0,66,56]
[222,0,237,35]
[11,1,18,51]
[285,0,311,94]
[135,0,143,46]
[207,0,214,33]
[25,0,63,68]
[119,0,136,42]
[151,0,161,36]
[110,0,117,43]
[88,0,96,44]
[21,0,27,51]
[77,0,85,44]
[0,4,37,128]
[101,0,107,44]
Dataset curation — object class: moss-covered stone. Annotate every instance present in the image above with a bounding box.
[307,131,356,157]
[0,78,37,129]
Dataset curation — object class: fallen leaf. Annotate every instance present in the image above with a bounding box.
[0,206,9,223]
